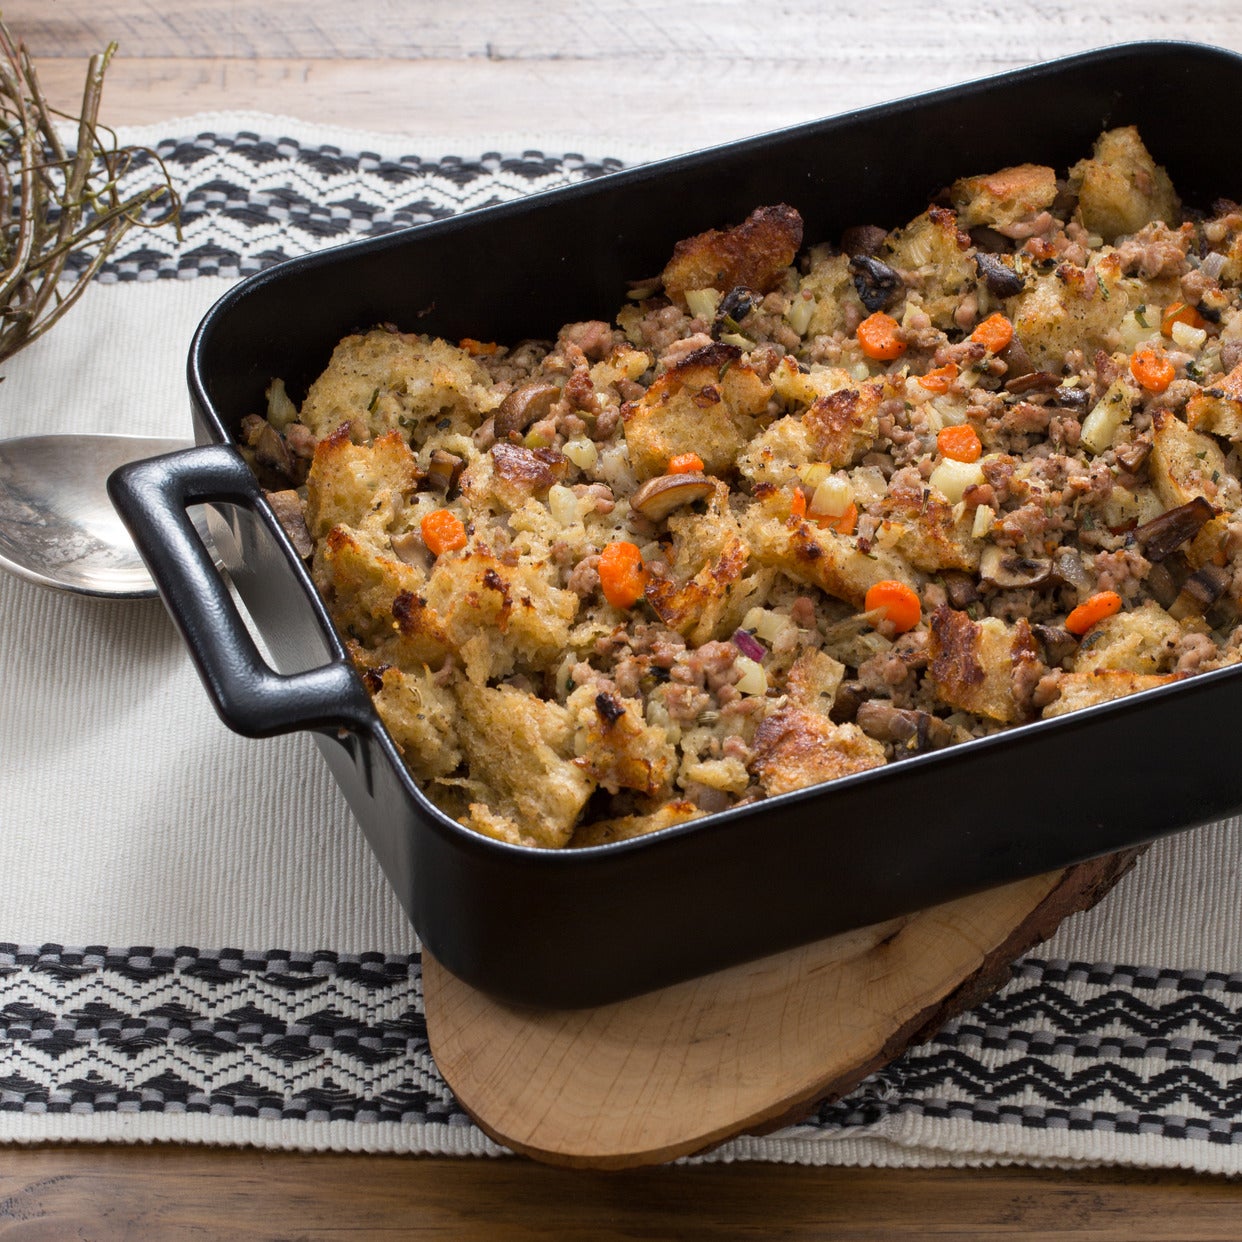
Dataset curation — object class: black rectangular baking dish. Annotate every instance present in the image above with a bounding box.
[111,41,1242,1007]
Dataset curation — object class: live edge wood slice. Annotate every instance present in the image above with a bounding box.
[422,847,1145,1169]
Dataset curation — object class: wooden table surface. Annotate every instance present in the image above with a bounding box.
[7,3,1242,1237]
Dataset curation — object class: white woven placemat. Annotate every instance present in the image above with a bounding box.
[1,111,1240,1173]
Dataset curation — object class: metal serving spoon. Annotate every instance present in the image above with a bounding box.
[0,433,202,598]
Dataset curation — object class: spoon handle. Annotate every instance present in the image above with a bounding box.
[108,446,374,738]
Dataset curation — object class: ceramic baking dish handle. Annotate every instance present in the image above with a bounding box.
[108,445,374,738]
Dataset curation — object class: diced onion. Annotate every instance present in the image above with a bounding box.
[1080,380,1134,455]
[743,607,791,642]
[547,484,580,526]
[734,655,769,696]
[928,457,986,503]
[684,287,721,321]
[1202,251,1227,281]
[785,292,816,336]
[809,474,854,518]
[971,504,995,539]
[799,461,833,489]
[1171,320,1208,351]
[563,437,599,470]
[719,332,754,350]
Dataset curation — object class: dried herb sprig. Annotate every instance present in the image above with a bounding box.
[0,21,181,364]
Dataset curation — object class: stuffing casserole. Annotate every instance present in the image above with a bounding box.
[241,126,1242,849]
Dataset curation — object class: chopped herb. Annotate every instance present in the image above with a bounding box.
[1134,304,1148,328]
[368,388,381,413]
[436,417,452,430]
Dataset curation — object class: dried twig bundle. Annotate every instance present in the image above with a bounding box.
[0,21,181,364]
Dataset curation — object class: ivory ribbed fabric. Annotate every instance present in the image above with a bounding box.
[0,112,1239,1171]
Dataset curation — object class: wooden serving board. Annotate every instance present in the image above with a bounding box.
[422,848,1144,1168]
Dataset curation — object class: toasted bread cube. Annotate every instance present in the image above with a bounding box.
[1012,257,1132,369]
[784,648,846,717]
[881,208,975,329]
[566,685,677,797]
[749,707,886,797]
[622,343,772,479]
[660,204,802,303]
[305,427,423,539]
[1042,669,1180,718]
[569,801,703,848]
[355,657,462,781]
[743,503,919,609]
[453,682,595,849]
[1150,410,1238,566]
[645,488,755,644]
[876,486,982,573]
[299,328,499,440]
[1186,363,1242,441]
[951,163,1058,231]
[421,549,579,683]
[925,608,1040,724]
[1068,126,1179,243]
[1070,600,1186,675]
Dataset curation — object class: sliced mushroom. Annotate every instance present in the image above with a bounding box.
[979,544,1052,589]
[828,680,867,724]
[1051,546,1092,594]
[1053,385,1090,413]
[855,700,954,752]
[1113,438,1153,475]
[975,252,1025,298]
[849,254,902,313]
[1031,623,1078,668]
[493,381,560,440]
[941,569,979,610]
[264,489,312,559]
[1130,497,1217,562]
[389,529,425,566]
[426,448,465,494]
[1145,553,1192,609]
[840,224,888,256]
[1005,370,1061,395]
[253,422,293,481]
[629,472,715,521]
[1169,563,1231,621]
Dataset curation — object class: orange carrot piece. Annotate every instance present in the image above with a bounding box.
[1161,301,1206,337]
[421,509,467,556]
[864,580,922,634]
[668,452,705,474]
[790,489,808,518]
[815,501,858,535]
[459,337,500,356]
[856,311,906,361]
[598,540,649,609]
[918,363,959,393]
[970,313,1014,354]
[1130,348,1176,394]
[936,423,983,463]
[1065,590,1123,636]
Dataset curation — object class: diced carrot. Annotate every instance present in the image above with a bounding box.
[936,423,983,463]
[856,311,906,361]
[814,501,858,535]
[668,452,705,474]
[790,489,808,518]
[918,363,959,393]
[421,509,467,556]
[1130,348,1176,394]
[863,580,922,634]
[1065,590,1122,636]
[970,313,1014,354]
[598,540,649,609]
[1161,301,1206,337]
[459,337,500,356]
